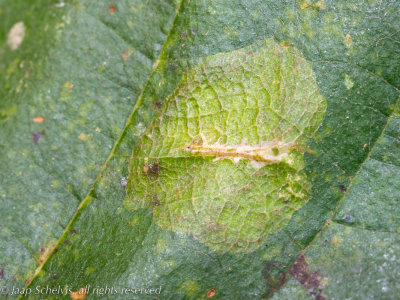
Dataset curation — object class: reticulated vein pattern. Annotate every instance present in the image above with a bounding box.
[127,38,326,253]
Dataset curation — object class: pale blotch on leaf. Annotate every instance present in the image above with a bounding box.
[345,74,354,89]
[7,22,26,50]
[78,133,88,142]
[127,38,327,253]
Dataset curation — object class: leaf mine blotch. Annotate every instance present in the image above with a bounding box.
[127,38,327,252]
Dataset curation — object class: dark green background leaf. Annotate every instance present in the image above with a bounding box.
[0,0,399,299]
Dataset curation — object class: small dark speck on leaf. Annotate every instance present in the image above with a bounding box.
[120,177,127,188]
[343,215,354,223]
[32,130,45,143]
[0,268,4,280]
[70,229,77,234]
[338,185,347,192]
[154,101,162,108]
[152,194,160,206]
[64,239,70,244]
[52,274,57,280]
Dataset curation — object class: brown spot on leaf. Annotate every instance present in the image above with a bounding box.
[206,288,216,298]
[143,162,160,176]
[38,242,56,264]
[109,5,116,13]
[290,255,325,300]
[338,185,346,192]
[154,101,162,108]
[33,116,44,123]
[25,274,34,285]
[52,274,57,280]
[122,50,131,61]
[70,288,86,299]
[0,268,4,280]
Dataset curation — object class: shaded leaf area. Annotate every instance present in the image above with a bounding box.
[273,116,400,298]
[334,116,400,233]
[0,0,177,293]
[271,276,313,300]
[0,0,399,299]
[308,115,400,299]
[305,222,400,299]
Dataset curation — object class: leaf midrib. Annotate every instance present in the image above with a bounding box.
[21,0,185,293]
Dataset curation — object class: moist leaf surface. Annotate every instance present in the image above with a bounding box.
[0,0,399,299]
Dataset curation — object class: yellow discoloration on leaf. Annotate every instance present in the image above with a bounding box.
[320,276,329,287]
[70,288,86,300]
[78,133,88,142]
[60,81,74,101]
[299,0,325,10]
[128,38,326,253]
[0,105,17,123]
[344,33,353,47]
[179,280,200,296]
[330,235,340,246]
[314,0,325,10]
[299,0,312,10]
[345,74,354,89]
[279,41,292,50]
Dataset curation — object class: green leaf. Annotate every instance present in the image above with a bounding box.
[0,0,399,299]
